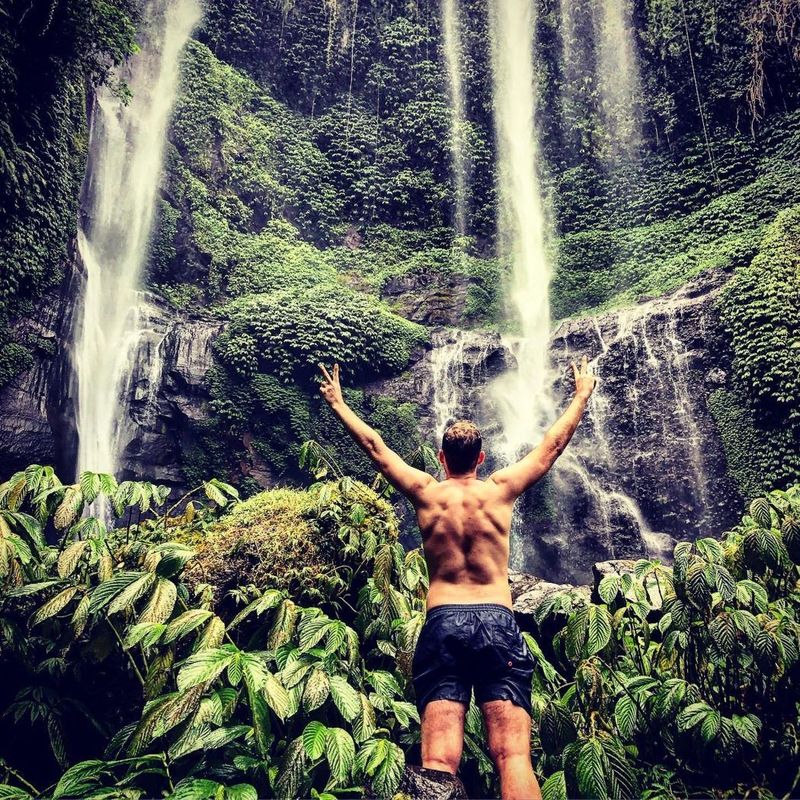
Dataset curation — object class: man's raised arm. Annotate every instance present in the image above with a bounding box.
[489,356,597,500]
[318,363,436,503]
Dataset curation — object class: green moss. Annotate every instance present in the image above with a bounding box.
[710,205,800,493]
[707,389,798,499]
[0,342,34,389]
[215,283,427,382]
[552,158,800,319]
[181,480,398,605]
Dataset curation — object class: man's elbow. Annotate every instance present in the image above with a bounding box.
[542,433,567,464]
[363,433,385,459]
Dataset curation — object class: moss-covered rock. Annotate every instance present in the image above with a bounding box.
[181,481,398,607]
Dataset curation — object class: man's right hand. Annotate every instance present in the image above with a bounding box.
[319,363,344,408]
[572,355,597,400]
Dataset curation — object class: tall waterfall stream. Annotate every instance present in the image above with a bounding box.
[73,0,201,483]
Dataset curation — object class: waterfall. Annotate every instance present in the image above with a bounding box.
[487,0,555,468]
[592,0,643,160]
[72,0,201,480]
[430,329,497,444]
[441,0,469,237]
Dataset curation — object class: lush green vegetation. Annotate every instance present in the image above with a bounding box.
[0,458,798,799]
[708,204,800,497]
[0,0,137,389]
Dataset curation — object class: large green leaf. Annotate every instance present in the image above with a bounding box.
[750,497,772,528]
[586,605,612,655]
[709,613,736,654]
[52,760,108,799]
[302,720,328,761]
[541,771,567,800]
[303,667,330,712]
[30,586,80,626]
[107,572,156,616]
[263,671,291,721]
[576,738,608,800]
[614,694,638,739]
[163,609,213,644]
[87,571,141,614]
[177,645,238,690]
[138,577,177,624]
[352,693,377,743]
[329,675,361,722]
[57,540,89,578]
[732,713,761,747]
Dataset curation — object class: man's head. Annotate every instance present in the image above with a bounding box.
[439,420,485,476]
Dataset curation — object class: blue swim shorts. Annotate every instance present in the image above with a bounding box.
[411,603,535,715]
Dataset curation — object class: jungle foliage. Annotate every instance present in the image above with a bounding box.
[0,456,798,799]
[0,0,138,385]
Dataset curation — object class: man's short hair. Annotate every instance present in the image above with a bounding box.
[442,420,482,475]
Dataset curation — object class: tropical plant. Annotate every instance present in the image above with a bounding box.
[1,459,799,798]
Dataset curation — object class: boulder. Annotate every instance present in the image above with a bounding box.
[509,570,591,632]
[381,766,467,800]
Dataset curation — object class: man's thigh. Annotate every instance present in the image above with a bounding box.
[421,699,467,772]
[481,699,532,759]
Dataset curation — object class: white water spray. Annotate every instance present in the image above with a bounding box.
[441,0,469,236]
[593,0,643,160]
[488,0,555,463]
[73,0,201,479]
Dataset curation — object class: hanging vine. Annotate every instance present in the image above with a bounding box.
[744,0,800,122]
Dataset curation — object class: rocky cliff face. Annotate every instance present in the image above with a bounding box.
[368,269,742,583]
[0,264,741,585]
[0,264,222,487]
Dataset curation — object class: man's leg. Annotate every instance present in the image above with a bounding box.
[481,700,541,800]
[420,699,466,775]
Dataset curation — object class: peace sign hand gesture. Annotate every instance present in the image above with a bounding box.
[571,356,597,401]
[319,363,344,408]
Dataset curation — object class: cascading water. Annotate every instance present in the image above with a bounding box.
[441,0,469,237]
[72,0,201,481]
[592,0,643,160]
[487,0,555,467]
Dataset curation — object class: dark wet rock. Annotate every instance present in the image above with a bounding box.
[382,272,474,327]
[379,765,467,800]
[521,269,742,582]
[365,328,513,447]
[0,278,77,476]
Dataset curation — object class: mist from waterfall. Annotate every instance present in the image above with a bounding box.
[556,0,642,161]
[592,0,643,160]
[441,0,469,237]
[487,0,555,465]
[73,0,201,480]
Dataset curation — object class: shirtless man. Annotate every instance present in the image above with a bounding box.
[318,359,597,800]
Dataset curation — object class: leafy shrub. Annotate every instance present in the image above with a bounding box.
[527,486,800,799]
[0,465,430,799]
[718,205,800,450]
[0,461,798,799]
[180,480,397,610]
[215,283,427,381]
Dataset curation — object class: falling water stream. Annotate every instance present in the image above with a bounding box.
[487,0,555,463]
[441,0,469,237]
[593,0,643,159]
[426,0,660,577]
[73,0,201,481]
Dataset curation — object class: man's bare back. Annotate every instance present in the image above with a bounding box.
[318,359,596,608]
[414,476,514,608]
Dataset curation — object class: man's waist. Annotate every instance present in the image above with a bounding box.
[426,578,512,611]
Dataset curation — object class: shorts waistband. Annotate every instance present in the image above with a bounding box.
[425,603,514,618]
